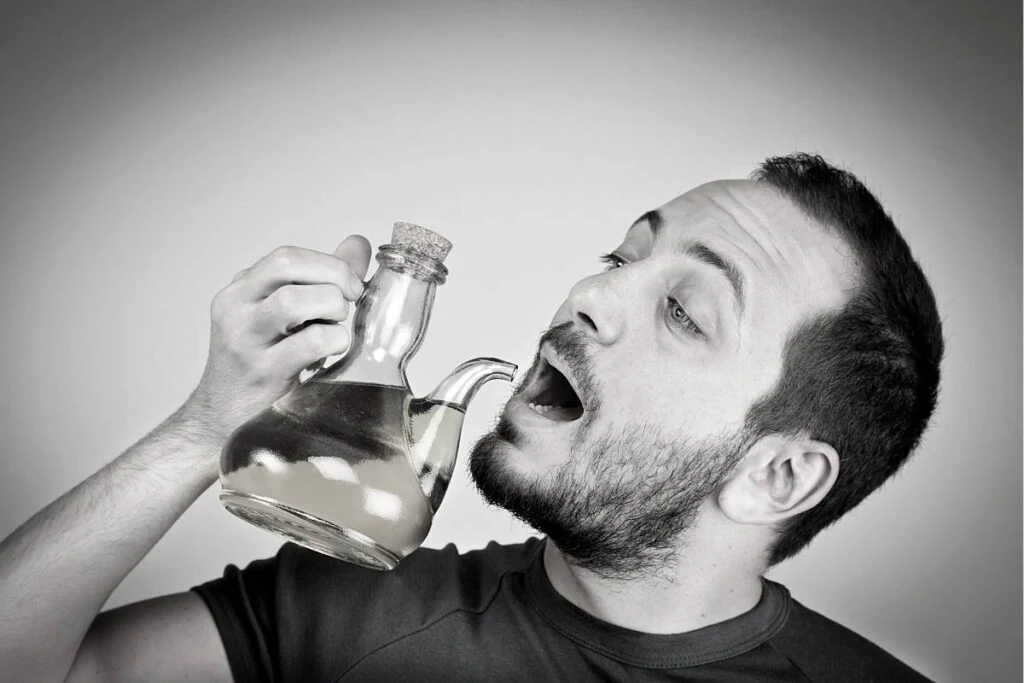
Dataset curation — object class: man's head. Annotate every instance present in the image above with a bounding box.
[469,153,943,576]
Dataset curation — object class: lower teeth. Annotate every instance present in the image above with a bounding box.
[527,402,582,421]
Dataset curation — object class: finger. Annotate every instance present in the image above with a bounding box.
[263,322,351,380]
[253,283,349,341]
[334,235,372,282]
[237,245,363,303]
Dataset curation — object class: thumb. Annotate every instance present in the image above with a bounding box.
[334,234,373,281]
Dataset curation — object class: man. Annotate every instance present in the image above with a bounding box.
[0,154,942,682]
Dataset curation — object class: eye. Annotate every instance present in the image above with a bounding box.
[667,297,704,337]
[599,253,626,271]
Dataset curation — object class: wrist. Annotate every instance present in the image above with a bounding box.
[158,405,226,480]
[174,390,231,442]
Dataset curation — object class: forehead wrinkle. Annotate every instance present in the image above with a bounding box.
[716,187,862,332]
[701,190,787,272]
[651,183,859,364]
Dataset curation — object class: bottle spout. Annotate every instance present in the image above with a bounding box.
[425,357,517,411]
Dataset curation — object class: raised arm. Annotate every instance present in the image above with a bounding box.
[0,236,372,683]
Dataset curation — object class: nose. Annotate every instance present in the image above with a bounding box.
[560,274,623,345]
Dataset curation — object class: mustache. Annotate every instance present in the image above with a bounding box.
[529,321,599,413]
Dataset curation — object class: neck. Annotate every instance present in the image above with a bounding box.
[541,523,765,634]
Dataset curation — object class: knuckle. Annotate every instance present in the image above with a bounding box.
[327,284,347,311]
[210,290,232,324]
[270,245,299,268]
[210,293,225,321]
[309,323,348,356]
[272,284,298,311]
[304,324,330,352]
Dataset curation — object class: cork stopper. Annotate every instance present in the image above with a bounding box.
[390,222,452,263]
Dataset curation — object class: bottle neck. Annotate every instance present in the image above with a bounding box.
[318,252,442,387]
[374,243,448,285]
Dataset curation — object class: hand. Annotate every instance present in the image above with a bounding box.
[179,235,372,444]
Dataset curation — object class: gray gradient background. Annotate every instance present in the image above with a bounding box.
[1,1,1020,680]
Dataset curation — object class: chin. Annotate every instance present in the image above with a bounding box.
[468,416,550,512]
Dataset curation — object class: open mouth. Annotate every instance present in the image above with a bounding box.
[522,354,585,422]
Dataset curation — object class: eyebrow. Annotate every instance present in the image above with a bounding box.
[631,209,746,313]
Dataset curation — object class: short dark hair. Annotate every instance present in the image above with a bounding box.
[747,153,944,566]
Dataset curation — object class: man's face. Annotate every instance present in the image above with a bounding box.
[469,179,856,576]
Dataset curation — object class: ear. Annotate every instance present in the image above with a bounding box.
[717,434,839,524]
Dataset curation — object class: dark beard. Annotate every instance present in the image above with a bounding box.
[469,415,748,580]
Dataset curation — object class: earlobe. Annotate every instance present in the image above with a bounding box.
[717,436,839,525]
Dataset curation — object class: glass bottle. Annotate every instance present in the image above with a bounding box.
[218,223,516,570]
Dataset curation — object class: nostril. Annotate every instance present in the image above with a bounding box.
[576,311,598,332]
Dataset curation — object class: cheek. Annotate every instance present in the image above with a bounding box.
[606,365,767,439]
[697,360,783,435]
[657,391,749,438]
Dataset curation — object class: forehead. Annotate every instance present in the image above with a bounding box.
[636,178,858,331]
[650,180,824,254]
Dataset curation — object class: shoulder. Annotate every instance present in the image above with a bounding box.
[769,587,932,683]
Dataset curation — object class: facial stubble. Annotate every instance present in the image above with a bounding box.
[469,328,748,580]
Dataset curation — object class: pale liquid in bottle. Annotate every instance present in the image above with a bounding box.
[219,380,465,568]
